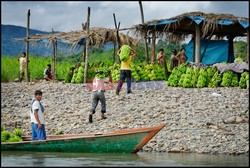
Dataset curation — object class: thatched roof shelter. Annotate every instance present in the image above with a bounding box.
[130,11,249,63]
[14,27,140,51]
[132,11,249,41]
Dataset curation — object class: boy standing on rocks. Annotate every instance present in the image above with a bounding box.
[30,90,46,140]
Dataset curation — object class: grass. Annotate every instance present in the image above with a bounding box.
[1,49,171,82]
[1,55,75,82]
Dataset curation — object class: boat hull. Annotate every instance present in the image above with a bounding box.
[1,123,166,153]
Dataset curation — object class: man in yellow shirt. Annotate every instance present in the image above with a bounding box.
[116,45,136,95]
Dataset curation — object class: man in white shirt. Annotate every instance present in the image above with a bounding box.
[30,90,46,140]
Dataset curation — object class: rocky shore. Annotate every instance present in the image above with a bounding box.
[1,81,249,155]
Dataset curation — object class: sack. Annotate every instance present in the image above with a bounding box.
[120,45,131,62]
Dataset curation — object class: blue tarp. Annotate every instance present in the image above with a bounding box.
[185,39,234,65]
[147,15,249,29]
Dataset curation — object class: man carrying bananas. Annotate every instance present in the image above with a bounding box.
[116,45,136,95]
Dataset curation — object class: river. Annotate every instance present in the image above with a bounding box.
[1,151,249,167]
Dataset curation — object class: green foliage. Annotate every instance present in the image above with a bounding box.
[234,41,247,62]
[1,55,75,82]
[64,70,74,83]
[1,125,5,132]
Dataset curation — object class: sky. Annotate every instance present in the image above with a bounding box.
[1,1,249,33]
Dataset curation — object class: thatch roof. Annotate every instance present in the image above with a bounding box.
[14,27,140,51]
[131,11,249,42]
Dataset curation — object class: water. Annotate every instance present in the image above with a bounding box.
[1,151,249,167]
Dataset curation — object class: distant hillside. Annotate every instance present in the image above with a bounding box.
[2,25,52,56]
[1,24,113,57]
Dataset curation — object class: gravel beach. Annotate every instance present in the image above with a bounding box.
[1,81,249,155]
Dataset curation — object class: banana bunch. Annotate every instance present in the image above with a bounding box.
[196,68,207,88]
[153,64,166,80]
[206,67,217,86]
[191,67,200,87]
[109,63,120,82]
[208,71,222,88]
[239,72,249,89]
[75,65,84,83]
[167,63,187,87]
[71,68,78,83]
[220,70,234,87]
[131,63,140,81]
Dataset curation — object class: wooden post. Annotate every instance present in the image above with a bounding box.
[113,13,121,48]
[52,28,57,81]
[151,30,156,63]
[247,29,249,63]
[192,35,195,62]
[195,24,201,63]
[139,1,149,63]
[82,22,86,62]
[113,13,121,63]
[25,9,30,82]
[113,43,116,63]
[84,7,90,83]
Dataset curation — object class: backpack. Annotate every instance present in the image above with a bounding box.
[119,45,131,62]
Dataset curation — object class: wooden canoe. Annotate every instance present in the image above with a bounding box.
[1,123,166,153]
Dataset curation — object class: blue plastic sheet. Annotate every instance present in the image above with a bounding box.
[147,15,248,28]
[187,15,204,25]
[185,39,232,65]
[238,20,249,28]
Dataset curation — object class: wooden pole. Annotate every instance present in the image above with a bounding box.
[247,29,249,63]
[139,1,149,63]
[82,22,86,62]
[151,30,156,63]
[195,24,201,63]
[25,9,30,82]
[192,35,195,62]
[52,28,57,81]
[113,13,121,63]
[84,7,90,83]
[113,13,121,48]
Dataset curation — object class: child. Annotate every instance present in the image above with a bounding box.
[89,70,108,123]
[44,64,53,81]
